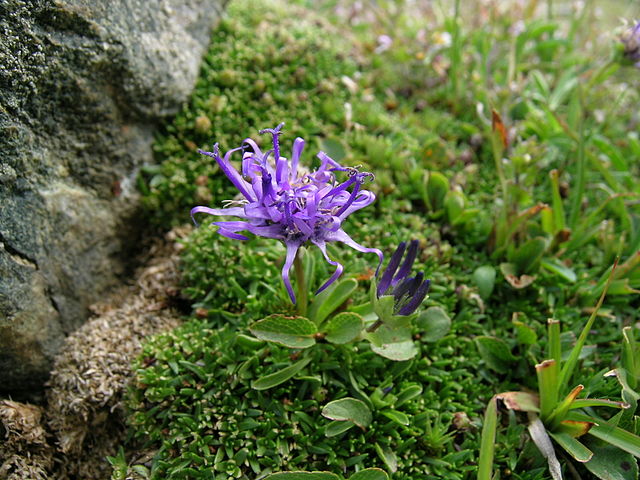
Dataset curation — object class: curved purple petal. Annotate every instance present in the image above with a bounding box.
[337,191,376,220]
[325,229,384,274]
[290,137,305,180]
[199,145,255,201]
[312,239,345,294]
[282,240,303,304]
[190,206,247,226]
[316,151,342,175]
[213,221,284,240]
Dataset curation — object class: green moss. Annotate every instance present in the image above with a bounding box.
[142,0,359,227]
[128,0,640,478]
[180,227,291,323]
[127,319,490,480]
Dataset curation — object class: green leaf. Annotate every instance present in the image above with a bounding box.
[536,359,559,420]
[559,266,616,389]
[541,258,577,283]
[607,279,640,296]
[571,412,640,458]
[262,473,340,480]
[473,265,496,299]
[380,409,410,426]
[309,278,358,325]
[374,443,398,473]
[395,384,423,408]
[324,420,356,437]
[349,468,389,480]
[549,431,593,462]
[371,294,397,326]
[324,312,363,344]
[416,307,451,342]
[583,442,638,480]
[251,357,312,391]
[478,397,498,480]
[589,421,640,458]
[445,190,465,224]
[321,398,372,428]
[368,324,417,361]
[475,336,517,373]
[249,315,317,349]
[513,317,538,345]
[425,171,450,211]
[510,237,548,275]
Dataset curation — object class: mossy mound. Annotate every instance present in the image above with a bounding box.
[127,319,489,480]
[141,0,360,227]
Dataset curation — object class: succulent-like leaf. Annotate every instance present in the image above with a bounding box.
[324,312,364,344]
[475,336,517,373]
[367,324,417,361]
[349,468,389,480]
[473,265,496,299]
[251,357,311,391]
[250,315,317,348]
[322,398,372,428]
[416,307,451,342]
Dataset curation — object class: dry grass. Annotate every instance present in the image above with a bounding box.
[0,227,190,479]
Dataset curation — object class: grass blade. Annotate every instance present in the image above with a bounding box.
[477,396,498,480]
[558,260,617,388]
[537,359,559,419]
[549,431,593,462]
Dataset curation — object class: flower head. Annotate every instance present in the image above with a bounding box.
[621,21,640,67]
[376,240,430,316]
[191,124,383,303]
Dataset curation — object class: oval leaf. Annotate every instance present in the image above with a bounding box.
[349,468,389,480]
[416,307,451,342]
[583,442,638,480]
[473,265,496,299]
[325,312,364,344]
[367,324,417,361]
[322,398,372,428]
[251,357,311,391]
[263,473,340,480]
[475,336,517,373]
[250,315,317,349]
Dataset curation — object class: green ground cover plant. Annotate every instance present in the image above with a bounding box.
[121,0,640,478]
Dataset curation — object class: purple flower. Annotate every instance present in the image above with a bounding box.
[621,22,640,67]
[376,240,430,316]
[191,123,383,304]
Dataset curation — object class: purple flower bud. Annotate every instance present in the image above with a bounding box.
[377,240,430,316]
[621,22,640,67]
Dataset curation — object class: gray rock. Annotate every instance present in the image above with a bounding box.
[0,0,226,394]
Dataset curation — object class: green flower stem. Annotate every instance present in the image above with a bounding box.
[294,250,308,317]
